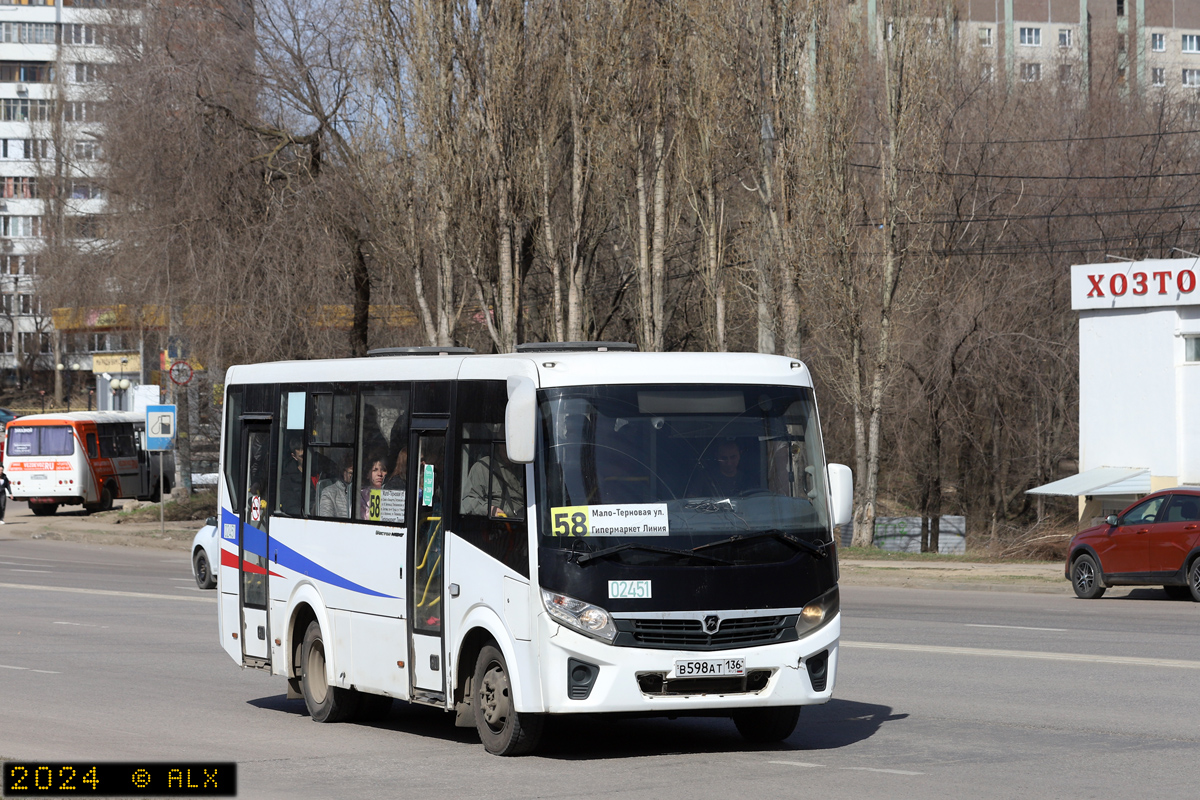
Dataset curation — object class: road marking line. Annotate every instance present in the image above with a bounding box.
[0,582,212,604]
[53,621,108,628]
[769,761,825,768]
[8,569,52,573]
[964,624,1067,632]
[0,664,61,674]
[842,767,924,776]
[842,640,1200,670]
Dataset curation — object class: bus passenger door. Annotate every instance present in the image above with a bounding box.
[410,425,447,697]
[238,423,272,664]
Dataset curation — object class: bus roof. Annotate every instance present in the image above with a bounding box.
[225,351,815,390]
[10,411,145,426]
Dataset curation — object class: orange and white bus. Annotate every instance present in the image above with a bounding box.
[4,411,174,515]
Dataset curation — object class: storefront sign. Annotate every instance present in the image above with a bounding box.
[1072,259,1200,310]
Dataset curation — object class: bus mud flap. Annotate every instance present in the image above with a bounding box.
[454,675,475,728]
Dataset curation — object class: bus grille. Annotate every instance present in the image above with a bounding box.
[614,615,797,651]
[637,670,772,696]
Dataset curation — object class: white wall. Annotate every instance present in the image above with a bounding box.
[1079,307,1179,477]
[1177,307,1200,483]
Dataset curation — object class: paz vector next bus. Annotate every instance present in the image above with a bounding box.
[215,344,852,755]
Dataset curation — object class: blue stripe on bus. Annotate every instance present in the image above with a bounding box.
[271,539,398,599]
[221,505,396,599]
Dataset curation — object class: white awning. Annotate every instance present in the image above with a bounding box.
[1026,467,1150,497]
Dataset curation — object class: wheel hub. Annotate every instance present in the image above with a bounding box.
[309,645,328,704]
[1075,562,1094,591]
[479,664,510,728]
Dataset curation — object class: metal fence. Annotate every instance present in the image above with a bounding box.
[839,516,967,554]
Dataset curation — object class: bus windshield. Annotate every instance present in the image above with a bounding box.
[537,384,830,565]
[6,426,75,457]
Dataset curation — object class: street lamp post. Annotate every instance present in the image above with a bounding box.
[55,362,81,412]
[112,378,131,411]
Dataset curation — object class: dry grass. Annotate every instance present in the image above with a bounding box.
[108,490,219,523]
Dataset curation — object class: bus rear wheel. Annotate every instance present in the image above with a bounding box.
[472,644,542,756]
[300,621,360,722]
[732,706,801,743]
[30,503,58,516]
[85,487,114,514]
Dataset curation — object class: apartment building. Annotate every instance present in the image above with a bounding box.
[0,0,120,393]
[981,0,1200,93]
[859,0,1200,96]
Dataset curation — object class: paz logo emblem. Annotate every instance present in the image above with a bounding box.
[703,615,720,634]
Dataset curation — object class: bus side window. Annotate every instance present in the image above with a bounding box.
[355,388,409,524]
[86,432,98,459]
[97,424,117,457]
[223,386,245,509]
[115,424,136,457]
[277,390,309,517]
[454,381,528,577]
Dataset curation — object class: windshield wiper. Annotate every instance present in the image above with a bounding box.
[576,542,732,566]
[691,529,828,559]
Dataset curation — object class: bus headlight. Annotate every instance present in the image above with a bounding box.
[796,587,839,637]
[541,589,617,643]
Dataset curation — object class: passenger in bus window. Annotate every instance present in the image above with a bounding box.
[358,450,388,519]
[462,444,524,519]
[318,455,354,519]
[279,435,306,516]
[383,447,408,491]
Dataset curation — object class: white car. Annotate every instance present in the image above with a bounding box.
[191,516,219,590]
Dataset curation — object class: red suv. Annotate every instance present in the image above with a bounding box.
[1066,487,1200,600]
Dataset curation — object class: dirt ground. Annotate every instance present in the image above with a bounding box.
[0,498,1072,594]
[0,499,200,551]
[837,557,1066,594]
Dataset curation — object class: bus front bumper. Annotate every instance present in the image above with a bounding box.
[535,612,840,714]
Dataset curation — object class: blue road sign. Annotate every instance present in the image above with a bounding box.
[146,404,176,451]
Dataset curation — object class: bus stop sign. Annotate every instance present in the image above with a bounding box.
[146,405,176,451]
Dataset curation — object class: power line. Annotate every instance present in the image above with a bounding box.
[848,162,1200,182]
[855,128,1200,147]
[859,201,1200,227]
[931,227,1200,258]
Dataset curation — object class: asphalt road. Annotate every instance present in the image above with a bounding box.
[1,537,1197,799]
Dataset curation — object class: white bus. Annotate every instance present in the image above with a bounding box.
[216,345,852,755]
[5,411,173,515]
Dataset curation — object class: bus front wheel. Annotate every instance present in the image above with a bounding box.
[30,503,58,516]
[472,644,542,756]
[732,706,801,743]
[300,621,359,723]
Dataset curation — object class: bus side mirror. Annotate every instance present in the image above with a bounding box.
[505,376,536,464]
[827,463,853,528]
